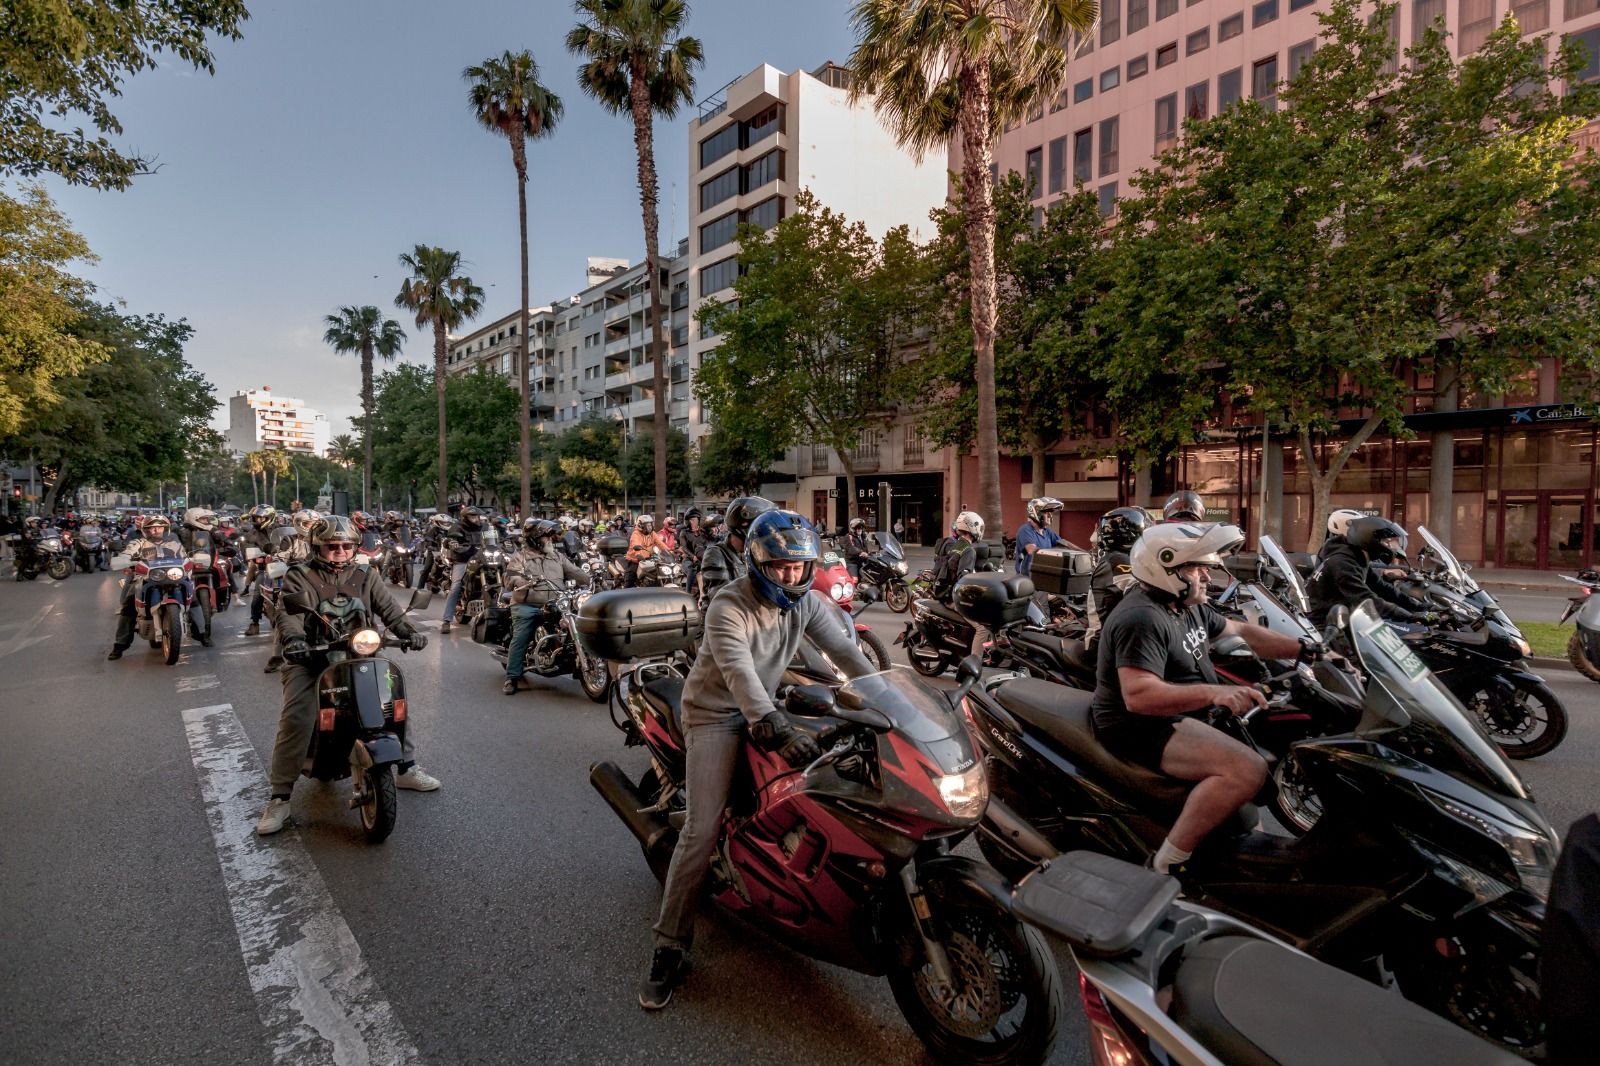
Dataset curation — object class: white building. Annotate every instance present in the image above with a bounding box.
[226,387,331,456]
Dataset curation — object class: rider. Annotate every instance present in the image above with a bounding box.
[679,510,707,591]
[1307,516,1432,627]
[439,506,486,634]
[658,515,679,553]
[1161,491,1206,523]
[263,510,320,673]
[1084,505,1151,651]
[255,516,435,835]
[931,511,985,602]
[106,515,187,660]
[625,514,667,587]
[178,507,228,624]
[350,511,381,553]
[558,517,586,562]
[240,506,279,637]
[641,510,875,1010]
[1014,497,1065,577]
[1092,522,1309,873]
[502,518,591,695]
[695,496,774,605]
[842,517,872,579]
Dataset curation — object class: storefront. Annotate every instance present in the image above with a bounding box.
[830,472,945,546]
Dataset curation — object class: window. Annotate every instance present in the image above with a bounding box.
[1102,0,1122,44]
[671,324,688,348]
[1288,39,1316,81]
[1567,0,1600,16]
[1074,129,1093,184]
[1074,77,1094,102]
[1510,0,1548,32]
[1128,54,1150,79]
[700,257,738,296]
[1185,81,1209,121]
[1252,0,1279,25]
[1458,0,1494,53]
[1128,0,1149,33]
[1025,146,1043,197]
[1253,56,1279,110]
[1572,26,1600,83]
[1101,67,1121,91]
[1187,28,1209,54]
[1155,93,1178,146]
[745,103,782,146]
[699,167,738,211]
[1376,7,1401,74]
[1219,13,1243,40]
[1289,0,1315,8]
[1028,101,1044,123]
[1219,67,1244,109]
[1157,0,1178,17]
[1099,117,1120,175]
[699,212,738,255]
[1099,183,1119,217]
[745,196,782,231]
[1031,206,1045,231]
[1048,136,1067,193]
[1413,0,1446,40]
[699,123,739,168]
[744,149,782,190]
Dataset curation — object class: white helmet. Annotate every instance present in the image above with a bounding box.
[183,507,216,531]
[292,509,321,537]
[1326,508,1365,538]
[1130,522,1245,603]
[953,511,985,539]
[1026,497,1063,524]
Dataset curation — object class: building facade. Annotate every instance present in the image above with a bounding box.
[226,388,331,457]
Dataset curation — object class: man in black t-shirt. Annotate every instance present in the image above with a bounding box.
[1092,523,1308,874]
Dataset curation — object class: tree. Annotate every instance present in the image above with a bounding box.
[848,0,1095,531]
[466,50,564,520]
[622,425,692,505]
[0,184,108,436]
[327,433,362,467]
[695,193,916,523]
[550,414,625,511]
[395,245,484,509]
[323,305,405,512]
[368,363,437,506]
[694,420,779,497]
[1,0,248,189]
[567,0,704,524]
[445,367,521,509]
[185,430,237,508]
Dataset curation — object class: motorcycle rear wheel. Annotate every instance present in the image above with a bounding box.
[48,557,72,580]
[1468,674,1567,760]
[162,603,183,665]
[885,582,910,613]
[857,628,892,672]
[1567,631,1600,683]
[359,765,397,843]
[909,639,950,678]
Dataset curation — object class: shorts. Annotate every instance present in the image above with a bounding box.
[1093,715,1180,771]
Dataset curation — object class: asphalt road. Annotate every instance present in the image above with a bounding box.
[2,572,1595,1066]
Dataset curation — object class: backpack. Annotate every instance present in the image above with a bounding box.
[932,541,970,600]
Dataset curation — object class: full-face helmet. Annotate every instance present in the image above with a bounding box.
[746,510,821,610]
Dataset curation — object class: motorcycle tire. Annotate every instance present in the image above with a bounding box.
[884,582,910,614]
[577,651,611,703]
[1391,919,1544,1057]
[162,603,183,665]
[857,628,892,673]
[359,765,397,844]
[1468,674,1568,760]
[1567,631,1600,683]
[887,890,1061,1066]
[908,639,950,678]
[1267,752,1322,836]
[48,557,72,580]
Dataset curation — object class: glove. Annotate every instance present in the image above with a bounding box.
[1416,611,1441,627]
[281,638,313,665]
[404,631,428,652]
[748,711,822,768]
[1297,636,1325,662]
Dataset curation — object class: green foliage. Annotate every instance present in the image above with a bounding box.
[694,420,780,497]
[553,456,623,509]
[369,363,438,496]
[622,425,691,502]
[1,0,249,189]
[565,0,704,120]
[445,367,520,502]
[465,50,564,158]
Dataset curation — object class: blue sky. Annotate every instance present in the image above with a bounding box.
[43,0,858,435]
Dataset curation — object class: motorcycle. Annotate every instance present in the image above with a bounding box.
[481,576,611,702]
[966,599,1556,1055]
[634,548,684,589]
[582,589,1064,1065]
[114,552,206,665]
[296,587,431,843]
[11,530,74,581]
[382,537,414,588]
[187,548,227,646]
[811,550,892,671]
[456,529,507,624]
[74,523,107,572]
[1558,567,1600,682]
[855,531,911,613]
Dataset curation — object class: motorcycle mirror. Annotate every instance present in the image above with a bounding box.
[785,684,837,718]
[407,588,432,612]
[1326,604,1350,630]
[956,655,983,687]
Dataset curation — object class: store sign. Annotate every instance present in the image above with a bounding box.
[1507,403,1594,425]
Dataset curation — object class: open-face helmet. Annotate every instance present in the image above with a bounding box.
[1026,497,1063,525]
[637,514,655,531]
[142,515,171,538]
[309,515,360,569]
[953,511,985,539]
[1130,522,1244,605]
[746,510,821,610]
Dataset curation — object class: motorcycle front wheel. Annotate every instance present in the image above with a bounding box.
[1392,918,1543,1057]
[577,650,611,703]
[48,557,72,580]
[359,765,397,843]
[162,603,183,665]
[888,894,1061,1066]
[1567,631,1600,683]
[1268,752,1323,836]
[1467,674,1568,760]
[857,628,892,672]
[885,581,910,614]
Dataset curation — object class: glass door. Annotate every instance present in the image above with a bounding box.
[1549,496,1587,571]
[1498,495,1540,568]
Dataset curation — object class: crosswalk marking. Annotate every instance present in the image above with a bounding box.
[176,673,221,692]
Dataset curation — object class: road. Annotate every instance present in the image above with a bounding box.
[2,571,1595,1066]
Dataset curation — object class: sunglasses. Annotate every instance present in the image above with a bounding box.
[323,544,356,554]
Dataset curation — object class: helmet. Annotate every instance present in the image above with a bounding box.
[705,511,725,531]
[383,510,402,525]
[1326,508,1366,539]
[25,516,45,530]
[614,511,629,525]
[685,508,702,522]
[849,517,865,532]
[746,510,821,610]
[291,509,321,536]
[1347,516,1408,564]
[724,497,776,541]
[247,505,276,530]
[309,515,360,568]
[1027,497,1064,524]
[428,513,452,531]
[577,517,594,534]
[637,514,655,531]
[460,506,484,529]
[953,511,985,539]
[1096,506,1151,555]
[663,516,676,529]
[523,517,559,543]
[142,515,171,536]
[183,507,216,531]
[1130,522,1245,604]
[1162,491,1206,523]
[350,510,372,531]
[558,515,574,531]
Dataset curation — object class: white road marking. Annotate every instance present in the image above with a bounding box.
[0,604,54,659]
[176,673,221,692]
[181,703,422,1066]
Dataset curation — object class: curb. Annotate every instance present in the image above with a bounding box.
[1530,655,1577,675]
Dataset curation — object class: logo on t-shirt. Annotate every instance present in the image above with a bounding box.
[1182,625,1207,661]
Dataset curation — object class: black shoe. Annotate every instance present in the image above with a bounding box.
[106,647,124,661]
[639,947,688,1010]
[502,678,518,696]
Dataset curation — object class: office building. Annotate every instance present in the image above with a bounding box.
[226,387,331,456]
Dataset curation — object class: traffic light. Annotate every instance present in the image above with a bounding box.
[10,485,19,499]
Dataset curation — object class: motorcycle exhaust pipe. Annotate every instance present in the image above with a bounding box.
[981,795,1058,864]
[590,761,675,858]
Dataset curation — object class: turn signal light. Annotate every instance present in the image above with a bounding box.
[318,707,336,731]
[392,699,407,723]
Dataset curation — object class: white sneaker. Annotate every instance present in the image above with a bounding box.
[255,797,292,835]
[396,767,440,792]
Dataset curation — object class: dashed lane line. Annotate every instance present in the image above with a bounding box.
[176,673,221,693]
[180,703,422,1066]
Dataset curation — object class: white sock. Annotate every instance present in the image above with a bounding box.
[1153,839,1192,875]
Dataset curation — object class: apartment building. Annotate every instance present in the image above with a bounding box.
[226,388,331,456]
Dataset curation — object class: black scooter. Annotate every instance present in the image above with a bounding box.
[965,601,1556,1056]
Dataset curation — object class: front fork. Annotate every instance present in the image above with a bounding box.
[900,860,957,987]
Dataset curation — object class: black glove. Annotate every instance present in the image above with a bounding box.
[1297,636,1325,662]
[1415,611,1441,627]
[281,638,313,665]
[404,631,428,652]
[748,711,822,768]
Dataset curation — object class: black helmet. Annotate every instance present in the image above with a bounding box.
[1347,516,1408,564]
[247,504,277,530]
[1096,506,1151,555]
[1162,491,1205,523]
[685,508,702,521]
[461,506,484,529]
[522,517,559,543]
[724,496,776,541]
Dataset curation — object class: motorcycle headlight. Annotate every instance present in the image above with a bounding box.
[165,567,185,581]
[896,561,909,575]
[936,763,988,821]
[193,552,212,567]
[1511,636,1531,658]
[1421,789,1558,902]
[350,629,383,656]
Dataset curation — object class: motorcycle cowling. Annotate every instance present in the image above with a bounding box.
[318,656,405,732]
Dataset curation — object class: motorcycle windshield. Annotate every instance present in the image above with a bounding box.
[481,528,501,549]
[1418,525,1477,593]
[1348,602,1528,799]
[836,671,970,770]
[1259,535,1311,616]
[873,532,905,561]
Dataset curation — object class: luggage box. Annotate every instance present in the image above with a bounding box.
[599,534,631,558]
[471,603,509,646]
[953,572,1036,629]
[1031,548,1093,597]
[576,588,702,661]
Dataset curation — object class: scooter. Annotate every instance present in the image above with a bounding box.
[1558,567,1600,682]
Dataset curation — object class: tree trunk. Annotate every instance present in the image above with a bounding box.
[42,456,66,513]
[514,127,532,521]
[629,57,668,524]
[959,61,1002,536]
[434,324,449,510]
[1301,415,1383,552]
[1030,439,1047,498]
[1429,382,1458,548]
[838,448,856,533]
[361,339,374,513]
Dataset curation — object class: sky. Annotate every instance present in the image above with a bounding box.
[42,0,859,437]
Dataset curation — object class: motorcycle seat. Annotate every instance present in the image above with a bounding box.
[921,599,967,627]
[641,676,687,746]
[1170,935,1518,1066]
[994,679,1191,813]
[1009,628,1096,677]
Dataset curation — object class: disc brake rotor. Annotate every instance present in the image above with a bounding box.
[915,930,1004,1038]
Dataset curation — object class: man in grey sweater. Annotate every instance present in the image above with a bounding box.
[640,510,876,1010]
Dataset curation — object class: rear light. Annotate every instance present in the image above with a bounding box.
[1079,973,1143,1066]
[318,707,336,731]
[392,698,406,723]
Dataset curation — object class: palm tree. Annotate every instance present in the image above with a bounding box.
[327,433,362,467]
[848,0,1093,532]
[245,450,266,505]
[395,245,485,509]
[466,50,564,522]
[567,0,703,522]
[323,305,406,512]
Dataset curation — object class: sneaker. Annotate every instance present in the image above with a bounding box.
[503,678,519,696]
[255,797,292,835]
[439,621,452,634]
[244,622,260,637]
[639,946,688,1010]
[396,767,440,792]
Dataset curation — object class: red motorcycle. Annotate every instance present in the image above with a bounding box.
[119,553,202,665]
[812,549,891,671]
[581,588,1062,1066]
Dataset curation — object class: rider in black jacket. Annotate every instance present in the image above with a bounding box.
[439,507,486,633]
[1308,516,1431,626]
[695,497,774,606]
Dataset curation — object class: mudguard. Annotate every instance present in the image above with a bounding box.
[359,733,404,768]
[916,853,1017,915]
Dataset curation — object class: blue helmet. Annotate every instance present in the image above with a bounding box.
[745,510,820,610]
